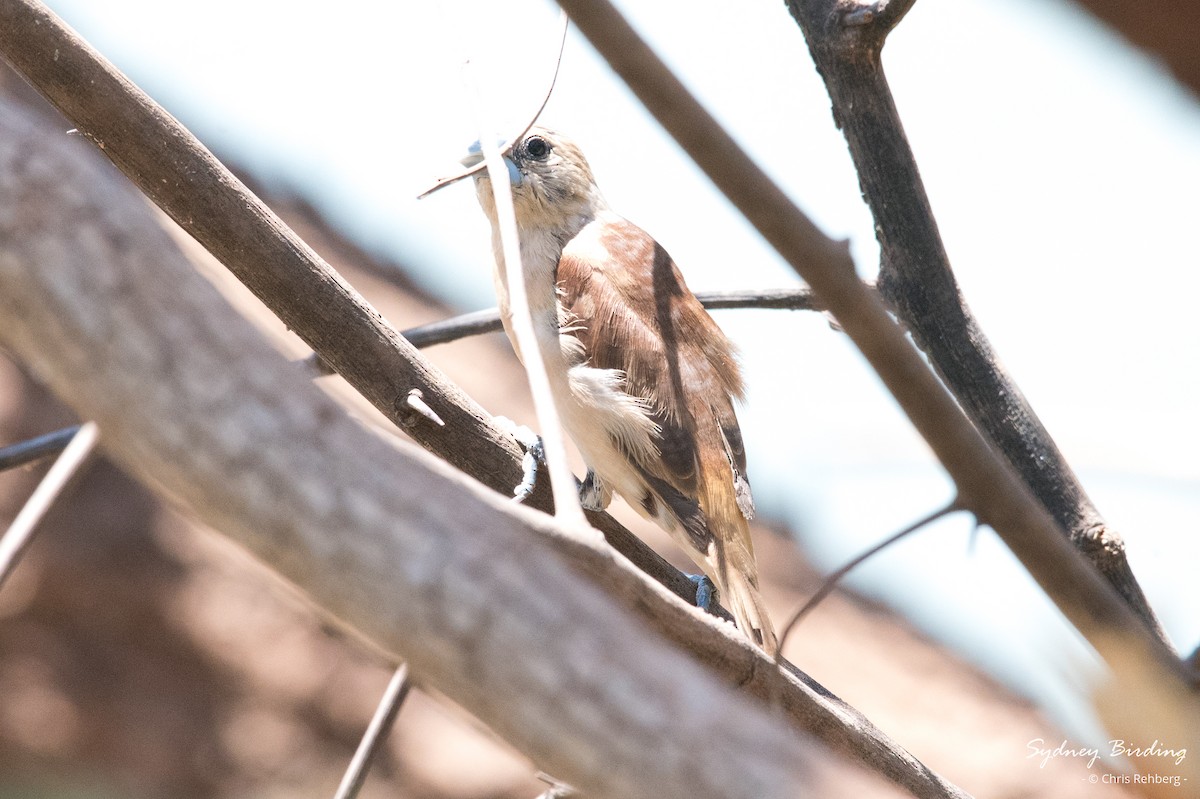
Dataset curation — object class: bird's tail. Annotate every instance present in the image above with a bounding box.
[696,415,778,656]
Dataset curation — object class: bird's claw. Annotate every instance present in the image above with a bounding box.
[495,416,545,504]
[513,437,546,504]
[688,574,719,615]
[577,468,607,512]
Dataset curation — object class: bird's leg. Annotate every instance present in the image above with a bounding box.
[493,416,545,504]
[688,574,720,615]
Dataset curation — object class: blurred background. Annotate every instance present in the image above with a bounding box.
[0,0,1196,796]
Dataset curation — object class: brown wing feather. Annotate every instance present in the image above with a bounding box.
[557,217,774,653]
[556,220,744,493]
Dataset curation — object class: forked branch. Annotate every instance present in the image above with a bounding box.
[783,0,1165,640]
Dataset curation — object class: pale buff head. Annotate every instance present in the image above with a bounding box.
[472,127,607,233]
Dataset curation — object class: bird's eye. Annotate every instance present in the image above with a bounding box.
[525,136,551,160]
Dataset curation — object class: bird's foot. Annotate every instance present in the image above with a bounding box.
[688,574,720,615]
[494,416,545,504]
[577,468,609,512]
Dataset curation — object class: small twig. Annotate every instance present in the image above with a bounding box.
[403,307,508,348]
[470,70,587,528]
[693,286,824,311]
[333,664,413,799]
[0,421,99,591]
[404,389,445,427]
[400,288,822,348]
[0,424,82,471]
[418,10,570,200]
[322,289,824,367]
[775,501,962,660]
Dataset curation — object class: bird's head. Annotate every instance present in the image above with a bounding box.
[461,127,606,233]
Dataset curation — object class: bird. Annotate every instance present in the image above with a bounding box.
[462,127,777,654]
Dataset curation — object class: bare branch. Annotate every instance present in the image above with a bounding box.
[555,0,1194,707]
[403,308,509,349]
[693,286,824,311]
[334,664,413,799]
[0,422,98,590]
[782,0,1165,639]
[471,80,587,526]
[300,288,823,363]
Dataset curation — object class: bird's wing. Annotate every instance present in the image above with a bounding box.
[558,216,774,653]
[555,217,752,516]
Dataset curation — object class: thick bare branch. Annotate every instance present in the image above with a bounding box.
[0,95,903,799]
[782,0,1164,639]
[555,0,1194,702]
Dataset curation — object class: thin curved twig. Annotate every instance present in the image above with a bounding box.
[775,501,962,661]
[417,10,570,200]
[469,67,587,527]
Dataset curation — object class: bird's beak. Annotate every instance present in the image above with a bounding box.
[458,140,485,169]
[415,138,522,199]
[461,140,523,187]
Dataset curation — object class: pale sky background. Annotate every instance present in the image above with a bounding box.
[39,0,1200,743]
